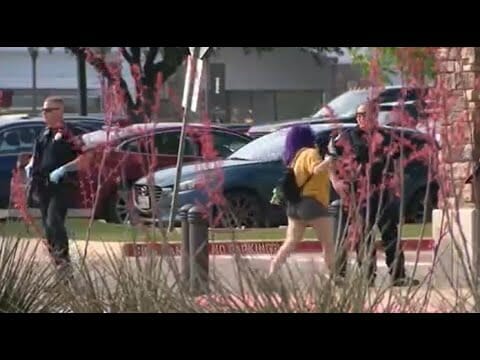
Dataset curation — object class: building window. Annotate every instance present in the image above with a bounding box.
[225,89,324,124]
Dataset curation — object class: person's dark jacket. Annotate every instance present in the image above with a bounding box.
[328,126,400,192]
[29,124,81,202]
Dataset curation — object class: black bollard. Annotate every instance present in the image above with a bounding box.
[188,206,210,296]
[328,199,348,278]
[179,204,194,288]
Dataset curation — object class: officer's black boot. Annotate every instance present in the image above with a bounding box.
[388,250,420,287]
[55,260,74,286]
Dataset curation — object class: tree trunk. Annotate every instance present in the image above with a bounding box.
[67,47,190,123]
[77,54,88,115]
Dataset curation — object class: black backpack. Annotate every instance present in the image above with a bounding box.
[278,166,313,204]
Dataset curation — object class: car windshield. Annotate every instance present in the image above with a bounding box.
[227,128,289,162]
[312,89,369,118]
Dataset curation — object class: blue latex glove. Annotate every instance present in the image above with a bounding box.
[49,166,66,184]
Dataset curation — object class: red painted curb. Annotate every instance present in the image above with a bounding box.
[122,238,435,258]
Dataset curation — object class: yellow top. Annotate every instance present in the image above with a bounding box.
[291,148,330,207]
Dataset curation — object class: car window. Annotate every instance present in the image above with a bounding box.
[0,129,21,153]
[379,106,418,127]
[377,88,402,103]
[0,126,43,154]
[153,131,197,156]
[312,90,369,118]
[68,119,105,133]
[31,126,43,138]
[79,122,104,132]
[121,138,142,153]
[120,131,197,156]
[210,131,251,157]
[121,137,156,154]
[70,125,88,136]
[378,88,425,103]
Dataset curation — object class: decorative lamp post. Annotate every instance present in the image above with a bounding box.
[27,47,39,114]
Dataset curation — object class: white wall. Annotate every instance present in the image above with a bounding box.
[0,47,102,89]
[209,47,338,91]
[0,46,364,94]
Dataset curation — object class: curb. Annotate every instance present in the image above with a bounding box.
[122,238,435,258]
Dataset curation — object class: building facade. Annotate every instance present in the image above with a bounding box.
[172,47,363,124]
[0,47,362,122]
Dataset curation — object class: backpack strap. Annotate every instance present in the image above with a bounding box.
[299,173,314,191]
[290,148,315,192]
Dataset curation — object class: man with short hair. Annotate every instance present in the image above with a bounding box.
[328,103,420,287]
[26,96,84,280]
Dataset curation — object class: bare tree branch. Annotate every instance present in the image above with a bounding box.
[118,78,135,111]
[67,47,113,82]
[66,47,135,115]
[130,47,141,65]
[153,47,189,81]
[119,47,133,65]
[145,47,158,68]
[142,47,159,89]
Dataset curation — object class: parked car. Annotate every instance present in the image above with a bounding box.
[133,122,438,228]
[247,86,428,138]
[69,122,253,224]
[2,116,106,214]
[220,123,252,135]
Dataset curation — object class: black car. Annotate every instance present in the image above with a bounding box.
[247,85,428,138]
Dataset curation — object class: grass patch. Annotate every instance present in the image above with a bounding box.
[0,218,432,242]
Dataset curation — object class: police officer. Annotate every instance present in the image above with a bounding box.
[25,96,83,280]
[328,103,420,287]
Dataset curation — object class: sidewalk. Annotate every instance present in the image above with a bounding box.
[4,237,474,312]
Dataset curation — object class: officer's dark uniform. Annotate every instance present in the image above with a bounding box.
[30,124,81,269]
[329,125,409,284]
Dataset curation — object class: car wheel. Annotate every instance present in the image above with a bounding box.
[406,187,434,224]
[218,191,265,228]
[106,189,131,224]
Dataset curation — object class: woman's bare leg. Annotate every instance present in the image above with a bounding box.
[268,218,305,276]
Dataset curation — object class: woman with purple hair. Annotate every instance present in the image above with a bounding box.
[269,124,337,279]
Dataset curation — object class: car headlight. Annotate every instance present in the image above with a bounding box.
[179,179,196,192]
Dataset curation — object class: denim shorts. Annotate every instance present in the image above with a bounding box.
[286,197,329,221]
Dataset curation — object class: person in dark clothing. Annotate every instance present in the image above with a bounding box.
[25,96,84,279]
[327,104,420,287]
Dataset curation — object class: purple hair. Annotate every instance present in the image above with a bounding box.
[283,124,315,165]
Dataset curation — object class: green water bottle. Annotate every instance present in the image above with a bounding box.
[270,187,283,206]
